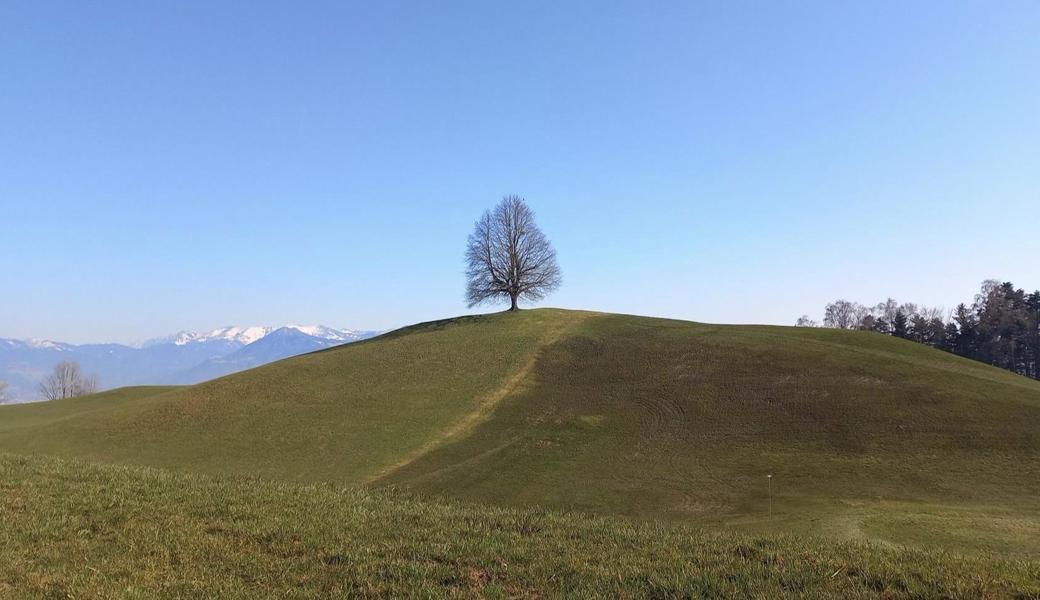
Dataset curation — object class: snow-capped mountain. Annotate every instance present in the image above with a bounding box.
[168,327,358,384]
[141,325,368,347]
[284,324,366,343]
[0,338,76,352]
[0,324,380,403]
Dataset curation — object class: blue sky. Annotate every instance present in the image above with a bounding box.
[2,1,1038,343]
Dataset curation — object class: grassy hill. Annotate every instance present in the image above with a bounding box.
[1,309,1039,557]
[3,453,1037,598]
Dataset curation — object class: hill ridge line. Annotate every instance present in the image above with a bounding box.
[364,312,590,484]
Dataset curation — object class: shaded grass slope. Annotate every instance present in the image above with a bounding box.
[2,454,1037,599]
[1,309,1039,555]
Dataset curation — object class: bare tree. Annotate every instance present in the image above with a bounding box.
[975,279,1002,307]
[899,302,919,319]
[919,305,946,322]
[795,315,818,327]
[81,374,99,396]
[465,196,561,311]
[876,298,900,324]
[38,360,98,401]
[853,303,872,327]
[823,300,863,329]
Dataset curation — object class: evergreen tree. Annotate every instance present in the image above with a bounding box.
[942,322,960,353]
[892,310,909,339]
[1027,291,1040,378]
[908,315,928,343]
[953,303,978,359]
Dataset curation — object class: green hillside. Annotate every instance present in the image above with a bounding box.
[2,309,1039,557]
[3,454,1037,599]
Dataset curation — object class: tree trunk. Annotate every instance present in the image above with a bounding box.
[509,294,518,311]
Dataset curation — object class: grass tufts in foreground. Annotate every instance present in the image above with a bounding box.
[1,454,1037,599]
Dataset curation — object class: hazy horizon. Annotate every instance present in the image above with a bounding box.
[3,2,1038,344]
[0,293,1020,347]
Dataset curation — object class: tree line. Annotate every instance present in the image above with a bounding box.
[800,280,1040,380]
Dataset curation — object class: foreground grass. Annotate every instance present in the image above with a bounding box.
[2,454,1037,599]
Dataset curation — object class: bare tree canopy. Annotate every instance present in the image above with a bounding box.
[465,196,562,311]
[795,315,818,327]
[38,360,98,401]
[823,300,862,329]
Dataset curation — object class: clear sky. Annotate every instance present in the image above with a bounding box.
[2,1,1038,344]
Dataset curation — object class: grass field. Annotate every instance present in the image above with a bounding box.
[2,308,1039,590]
[2,453,1037,598]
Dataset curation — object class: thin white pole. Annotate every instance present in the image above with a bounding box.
[767,474,773,520]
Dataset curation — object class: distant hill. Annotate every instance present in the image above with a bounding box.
[0,325,378,401]
[1,308,1038,556]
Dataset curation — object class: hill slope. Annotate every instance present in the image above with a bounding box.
[1,309,1038,555]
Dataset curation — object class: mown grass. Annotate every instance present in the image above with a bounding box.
[1,309,1039,557]
[2,454,1037,599]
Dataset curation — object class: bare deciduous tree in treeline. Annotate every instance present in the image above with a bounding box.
[795,315,818,327]
[38,360,98,401]
[465,196,561,311]
[823,300,861,329]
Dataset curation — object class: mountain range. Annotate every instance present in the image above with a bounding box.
[0,325,379,403]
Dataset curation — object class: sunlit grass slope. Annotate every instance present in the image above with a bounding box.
[0,311,585,482]
[1,309,1038,555]
[2,454,1037,599]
